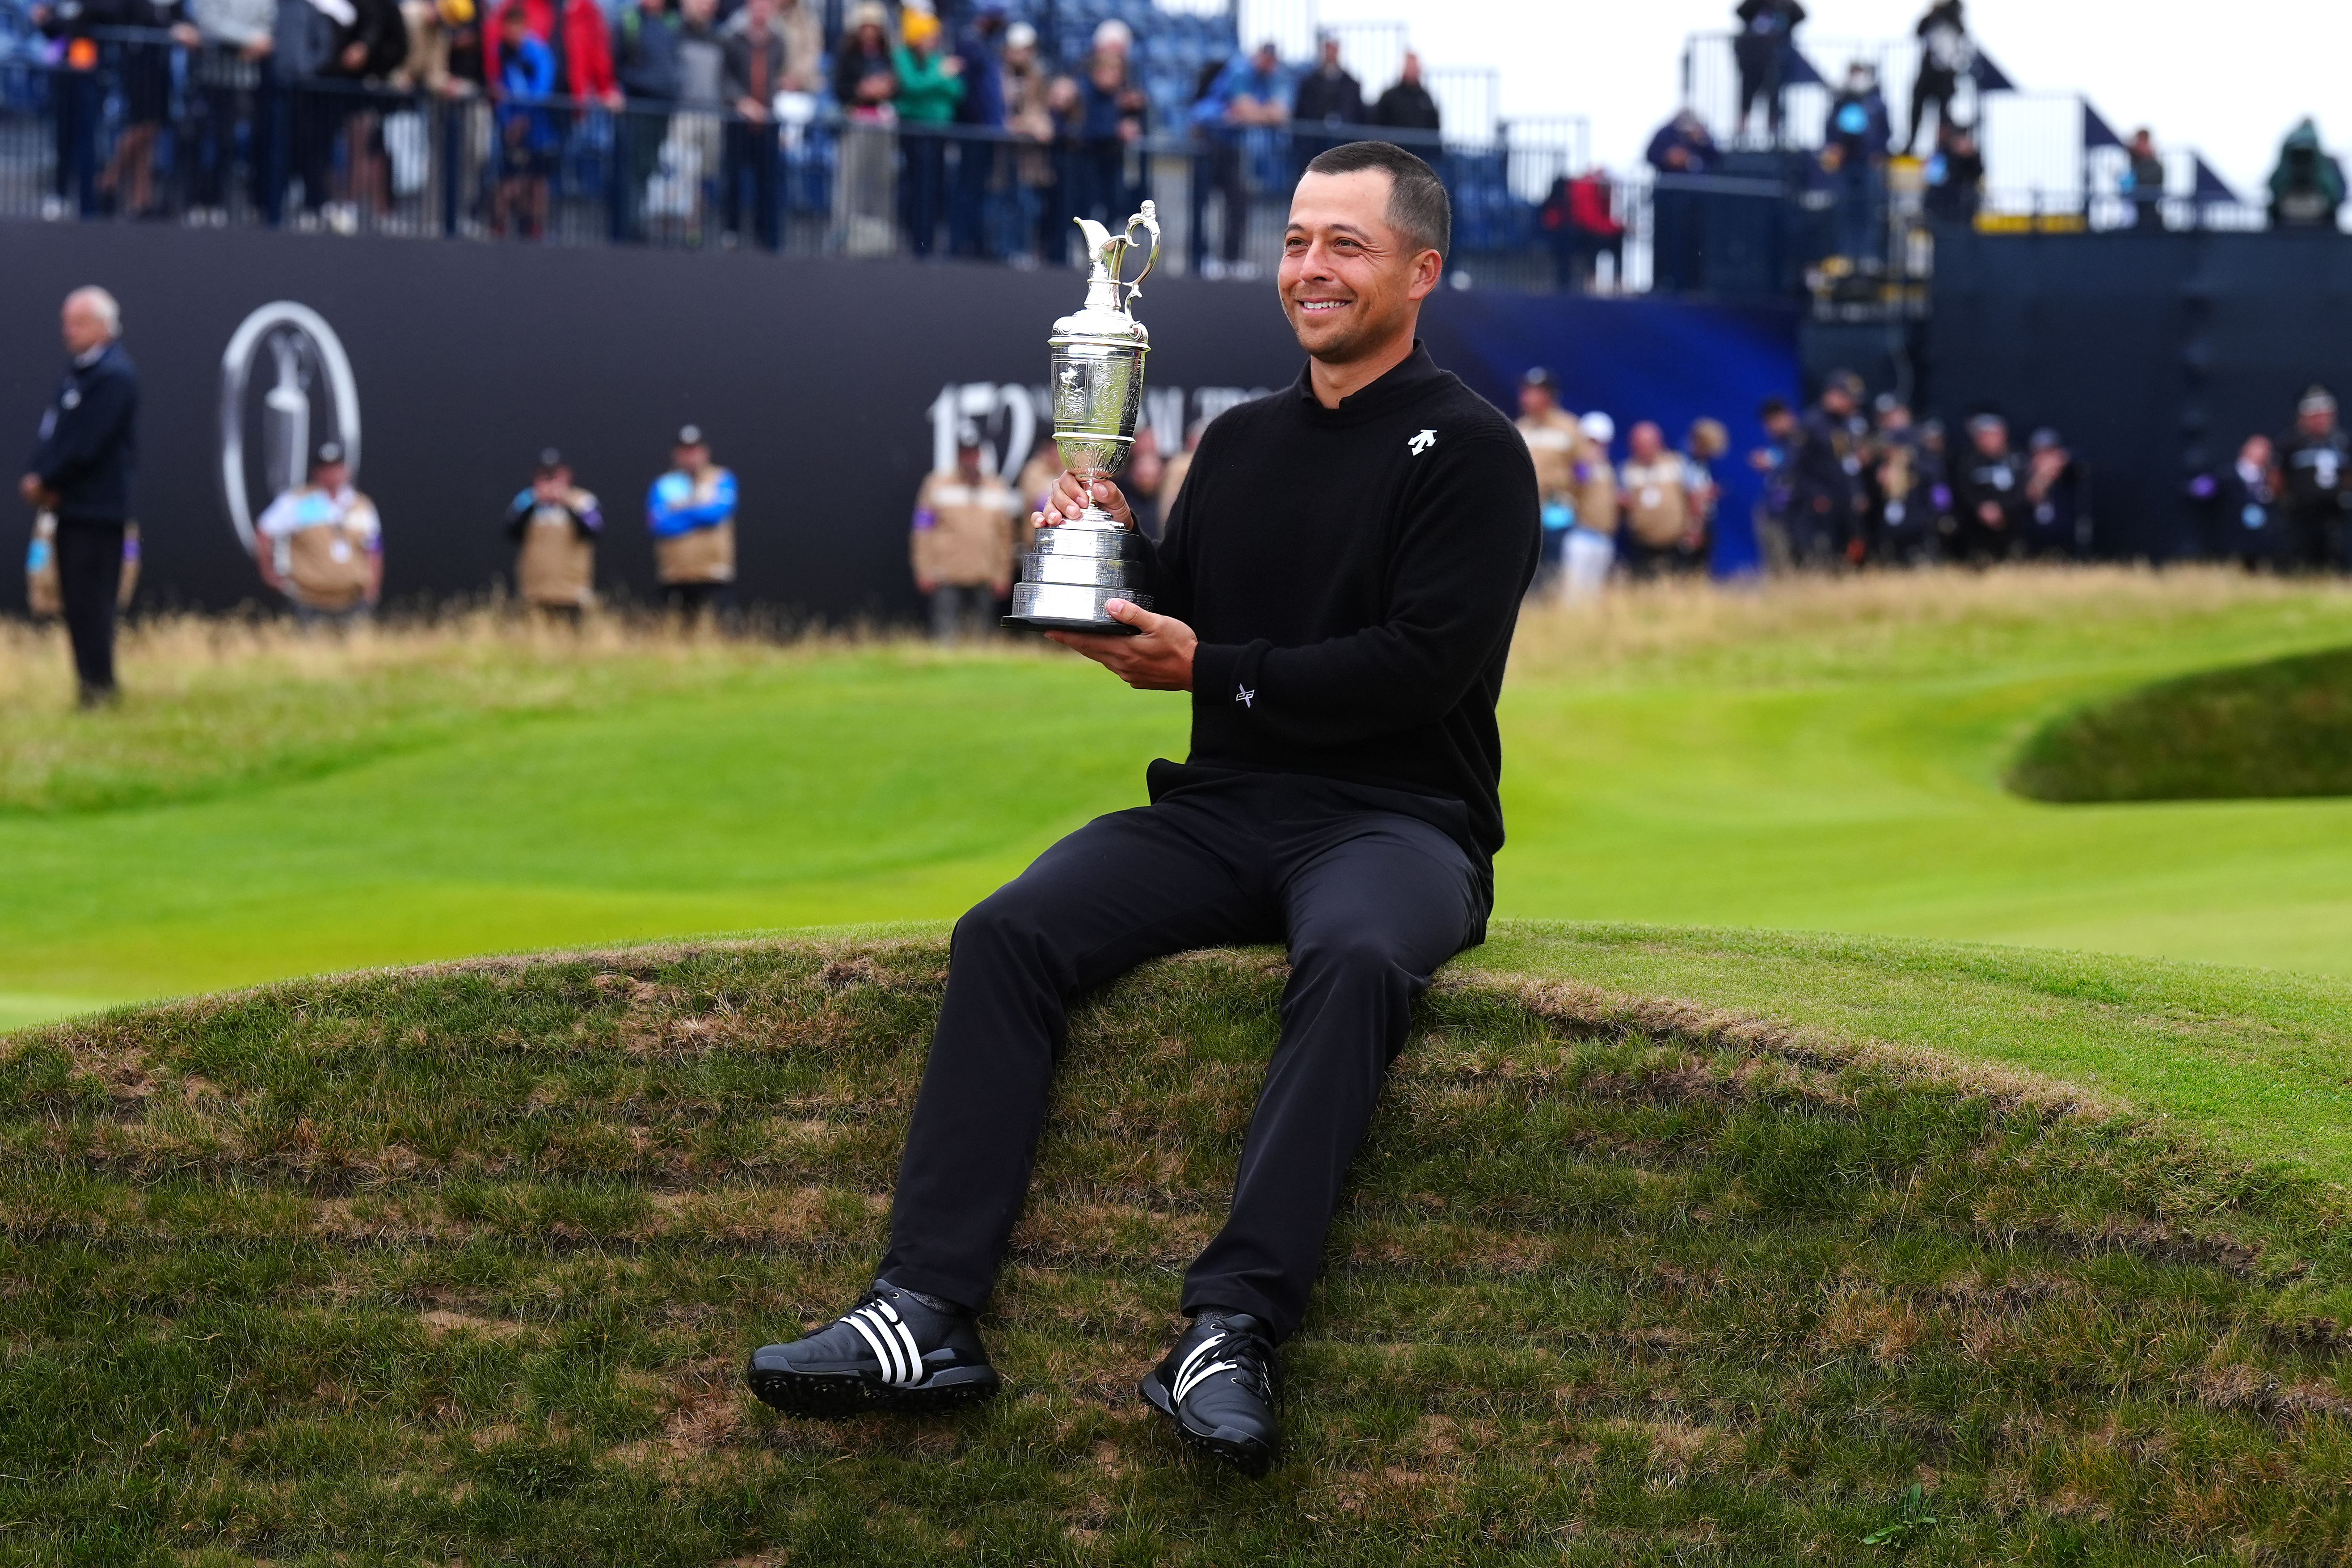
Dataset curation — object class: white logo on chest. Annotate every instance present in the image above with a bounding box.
[1235,685,1256,708]
[1408,428,1436,455]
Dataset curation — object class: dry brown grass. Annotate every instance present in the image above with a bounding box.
[1506,564,2352,678]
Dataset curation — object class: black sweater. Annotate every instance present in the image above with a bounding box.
[1144,343,1540,868]
[28,342,139,523]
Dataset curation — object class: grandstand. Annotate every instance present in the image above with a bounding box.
[0,0,2341,309]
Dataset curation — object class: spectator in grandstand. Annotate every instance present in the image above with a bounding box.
[775,0,819,90]
[1867,395,1938,565]
[1905,0,1968,156]
[1749,396,1798,572]
[1647,110,1716,294]
[1515,367,1580,590]
[1291,33,1363,162]
[393,0,487,95]
[1922,119,1983,225]
[721,0,790,249]
[1191,41,1287,277]
[268,0,366,228]
[29,0,107,219]
[1951,413,2024,563]
[1122,426,1170,538]
[87,0,177,219]
[485,0,615,105]
[2188,435,2283,569]
[2278,384,2350,572]
[612,0,679,242]
[911,426,1016,645]
[1538,168,1624,293]
[2022,428,2085,558]
[1617,422,1707,579]
[2266,119,2344,231]
[1732,0,1804,143]
[1646,107,1714,177]
[20,286,139,705]
[2123,129,2166,232]
[948,0,1007,259]
[892,7,964,257]
[649,424,737,617]
[1787,371,1868,567]
[256,442,382,628]
[173,0,279,223]
[1371,51,1439,139]
[1825,63,1889,266]
[505,447,600,617]
[833,2,894,114]
[491,4,557,237]
[1000,22,1058,262]
[1071,20,1145,236]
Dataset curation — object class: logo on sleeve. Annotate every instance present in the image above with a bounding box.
[1235,684,1256,708]
[1408,428,1436,455]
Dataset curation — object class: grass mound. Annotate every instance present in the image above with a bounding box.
[7,939,2350,1565]
[2009,644,2352,803]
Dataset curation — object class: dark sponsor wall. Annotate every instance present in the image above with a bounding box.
[1930,228,2352,561]
[0,222,1799,617]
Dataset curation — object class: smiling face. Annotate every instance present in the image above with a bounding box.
[1279,169,1441,368]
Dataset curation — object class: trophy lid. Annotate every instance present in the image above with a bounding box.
[1051,201,1158,348]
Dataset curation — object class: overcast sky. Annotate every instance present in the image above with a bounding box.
[1289,0,2348,199]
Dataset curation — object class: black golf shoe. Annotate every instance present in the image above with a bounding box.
[746,1279,1000,1417]
[1139,1311,1279,1477]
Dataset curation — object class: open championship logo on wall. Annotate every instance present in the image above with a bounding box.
[218,302,362,552]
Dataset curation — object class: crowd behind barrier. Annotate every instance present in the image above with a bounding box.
[0,0,1628,294]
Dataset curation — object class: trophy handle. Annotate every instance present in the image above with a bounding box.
[1117,201,1160,308]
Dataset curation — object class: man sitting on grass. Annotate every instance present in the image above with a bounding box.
[747,141,1540,1477]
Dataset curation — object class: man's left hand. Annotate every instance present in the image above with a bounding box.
[1046,599,1196,690]
[18,474,51,506]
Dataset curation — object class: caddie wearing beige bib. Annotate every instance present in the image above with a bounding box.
[254,442,382,627]
[506,447,602,618]
[911,426,1018,645]
[646,424,738,619]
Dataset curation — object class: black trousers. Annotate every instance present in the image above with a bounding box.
[878,773,1488,1341]
[55,519,125,696]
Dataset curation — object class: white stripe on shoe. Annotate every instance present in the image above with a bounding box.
[1173,1331,1239,1405]
[845,1307,907,1384]
[876,1299,924,1385]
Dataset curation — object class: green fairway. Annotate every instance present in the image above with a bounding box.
[3,569,2351,1033]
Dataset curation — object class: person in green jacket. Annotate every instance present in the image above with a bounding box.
[894,6,964,255]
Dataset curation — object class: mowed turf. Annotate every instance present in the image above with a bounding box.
[3,569,2352,1037]
[4,940,2349,1565]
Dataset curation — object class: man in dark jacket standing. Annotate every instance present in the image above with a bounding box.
[2278,384,2351,573]
[748,141,1540,1479]
[1370,51,1438,140]
[1787,369,1867,566]
[613,0,681,242]
[21,287,139,708]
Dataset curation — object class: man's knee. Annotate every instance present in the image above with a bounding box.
[1290,928,1420,991]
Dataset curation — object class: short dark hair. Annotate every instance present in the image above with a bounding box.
[1302,140,1451,261]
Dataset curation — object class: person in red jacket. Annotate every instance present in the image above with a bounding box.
[485,0,620,105]
[1539,166,1626,293]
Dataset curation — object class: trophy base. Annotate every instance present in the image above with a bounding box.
[1004,615,1143,636]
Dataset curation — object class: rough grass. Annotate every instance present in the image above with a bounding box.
[5,939,2350,1566]
[2008,644,2352,803]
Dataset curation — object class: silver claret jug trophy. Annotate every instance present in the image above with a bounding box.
[1006,200,1159,634]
